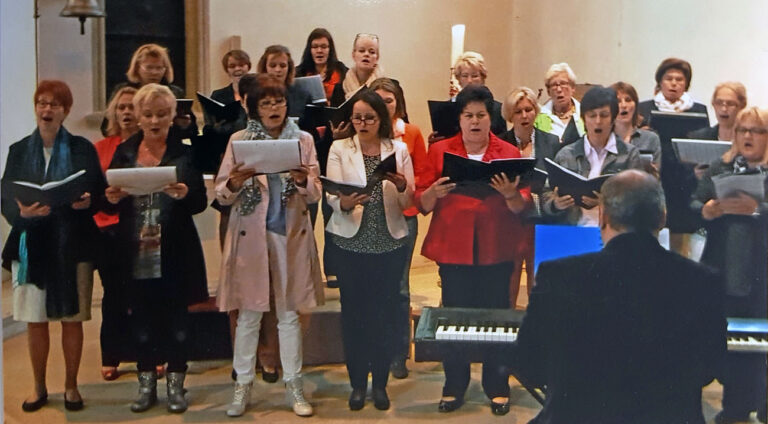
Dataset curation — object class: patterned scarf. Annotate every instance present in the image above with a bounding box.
[236,119,301,215]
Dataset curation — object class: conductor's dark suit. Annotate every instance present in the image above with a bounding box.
[514,231,726,424]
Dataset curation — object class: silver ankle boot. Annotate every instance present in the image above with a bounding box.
[285,376,313,417]
[166,371,188,413]
[226,382,252,417]
[130,371,158,412]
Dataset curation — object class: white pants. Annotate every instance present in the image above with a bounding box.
[232,231,302,384]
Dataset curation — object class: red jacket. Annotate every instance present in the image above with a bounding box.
[416,133,531,265]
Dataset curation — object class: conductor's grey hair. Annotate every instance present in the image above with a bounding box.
[601,170,666,233]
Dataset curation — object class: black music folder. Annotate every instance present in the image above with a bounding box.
[304,85,367,128]
[5,169,87,207]
[649,111,710,143]
[321,153,396,196]
[544,158,611,208]
[428,100,459,138]
[196,92,242,122]
[441,153,537,197]
[176,98,194,117]
[521,168,548,193]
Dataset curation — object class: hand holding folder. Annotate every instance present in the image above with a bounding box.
[544,158,612,208]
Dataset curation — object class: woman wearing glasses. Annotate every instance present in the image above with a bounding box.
[691,106,768,424]
[2,80,104,412]
[296,28,349,103]
[325,90,414,411]
[688,82,747,142]
[215,74,323,418]
[534,62,584,143]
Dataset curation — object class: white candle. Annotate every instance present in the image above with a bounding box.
[451,24,465,68]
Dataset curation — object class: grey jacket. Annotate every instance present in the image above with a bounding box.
[543,137,643,224]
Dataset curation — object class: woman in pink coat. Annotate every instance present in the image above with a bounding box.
[215,74,324,417]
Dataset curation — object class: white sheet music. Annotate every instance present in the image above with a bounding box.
[294,75,327,103]
[106,166,177,195]
[672,138,731,164]
[712,173,766,200]
[231,139,301,174]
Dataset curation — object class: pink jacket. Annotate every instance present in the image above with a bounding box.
[215,130,324,312]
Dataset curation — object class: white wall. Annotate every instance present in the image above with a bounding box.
[510,0,768,123]
[208,0,517,137]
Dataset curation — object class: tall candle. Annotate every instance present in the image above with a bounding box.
[450,24,465,68]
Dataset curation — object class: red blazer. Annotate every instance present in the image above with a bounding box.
[416,133,531,266]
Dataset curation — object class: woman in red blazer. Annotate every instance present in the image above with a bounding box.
[416,84,531,416]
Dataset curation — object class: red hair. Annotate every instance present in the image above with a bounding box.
[34,80,73,113]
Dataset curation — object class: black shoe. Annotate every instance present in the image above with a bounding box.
[714,411,751,424]
[372,388,390,410]
[348,388,366,411]
[490,401,510,416]
[326,276,339,288]
[64,393,84,412]
[261,369,279,383]
[231,369,237,381]
[21,392,48,412]
[390,359,408,379]
[438,397,464,412]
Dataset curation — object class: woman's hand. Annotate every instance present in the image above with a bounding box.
[105,186,129,205]
[71,192,91,210]
[428,176,456,199]
[427,131,447,145]
[384,172,407,192]
[226,162,257,192]
[719,192,759,216]
[330,121,352,140]
[701,198,723,220]
[581,191,601,209]
[489,173,521,199]
[289,165,310,187]
[552,187,575,210]
[16,200,50,218]
[339,192,370,211]
[163,182,189,200]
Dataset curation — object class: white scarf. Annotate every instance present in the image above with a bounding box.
[342,66,384,99]
[653,91,695,113]
[393,118,406,140]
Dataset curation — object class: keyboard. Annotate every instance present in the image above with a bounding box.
[727,317,768,353]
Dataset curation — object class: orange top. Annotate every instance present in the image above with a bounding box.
[395,121,428,217]
[93,135,122,229]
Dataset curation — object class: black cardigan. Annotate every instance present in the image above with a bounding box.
[1,128,105,318]
[106,132,209,306]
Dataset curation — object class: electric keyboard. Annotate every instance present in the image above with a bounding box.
[414,307,526,363]
[727,317,768,353]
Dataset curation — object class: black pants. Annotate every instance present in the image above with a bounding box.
[97,225,133,366]
[130,278,189,373]
[337,247,408,390]
[439,262,514,399]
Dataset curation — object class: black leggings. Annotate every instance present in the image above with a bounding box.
[439,262,514,399]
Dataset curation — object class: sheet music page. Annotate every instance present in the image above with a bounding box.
[231,139,301,174]
[106,166,178,195]
[294,75,327,103]
[672,138,731,164]
[712,173,766,200]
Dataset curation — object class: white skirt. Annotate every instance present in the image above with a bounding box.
[12,261,94,323]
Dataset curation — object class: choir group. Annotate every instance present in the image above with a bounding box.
[1,25,766,423]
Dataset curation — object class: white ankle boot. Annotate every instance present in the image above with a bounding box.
[226,382,252,417]
[285,377,313,417]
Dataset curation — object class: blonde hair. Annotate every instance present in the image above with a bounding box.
[453,51,487,80]
[501,87,540,122]
[712,81,747,109]
[544,62,576,87]
[126,43,174,84]
[723,106,768,164]
[105,86,137,137]
[133,83,176,119]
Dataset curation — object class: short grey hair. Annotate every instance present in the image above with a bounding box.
[544,62,576,87]
[601,170,666,233]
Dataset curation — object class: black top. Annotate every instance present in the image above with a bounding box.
[1,129,105,318]
[498,127,562,169]
[106,132,209,306]
[687,124,720,140]
[637,99,709,127]
[197,84,248,174]
[515,231,726,424]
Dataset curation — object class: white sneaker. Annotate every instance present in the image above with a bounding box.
[226,382,251,417]
[285,377,313,417]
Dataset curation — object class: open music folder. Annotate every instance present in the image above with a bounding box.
[5,169,87,206]
[543,158,612,208]
[196,92,242,123]
[231,138,302,174]
[303,85,366,128]
[441,152,539,196]
[106,166,177,195]
[321,153,396,196]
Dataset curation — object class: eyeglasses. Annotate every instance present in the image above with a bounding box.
[351,114,378,125]
[547,81,572,90]
[735,127,768,135]
[140,64,167,73]
[36,100,63,109]
[257,98,287,109]
[714,100,740,108]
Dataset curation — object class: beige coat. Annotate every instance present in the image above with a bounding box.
[215,130,324,312]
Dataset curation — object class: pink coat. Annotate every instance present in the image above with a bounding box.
[215,130,324,312]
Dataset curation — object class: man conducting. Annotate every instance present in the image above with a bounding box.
[515,169,726,424]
